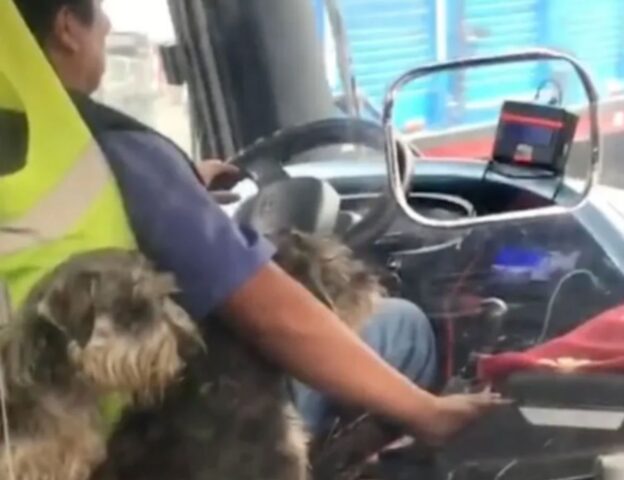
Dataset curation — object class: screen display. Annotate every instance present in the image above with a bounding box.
[502,122,554,147]
[492,247,580,282]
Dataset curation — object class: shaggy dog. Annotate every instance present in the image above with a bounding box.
[271,230,385,333]
[0,250,201,480]
[0,231,386,480]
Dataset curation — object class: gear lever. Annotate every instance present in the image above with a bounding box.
[480,297,509,353]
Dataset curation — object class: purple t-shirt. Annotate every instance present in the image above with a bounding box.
[98,130,275,320]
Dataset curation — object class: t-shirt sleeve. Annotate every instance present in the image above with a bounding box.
[98,130,275,320]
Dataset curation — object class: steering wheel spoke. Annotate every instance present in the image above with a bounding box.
[229,118,413,246]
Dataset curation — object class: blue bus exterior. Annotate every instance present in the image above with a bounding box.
[318,0,624,131]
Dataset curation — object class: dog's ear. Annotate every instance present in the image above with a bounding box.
[39,270,99,348]
[0,309,76,388]
[151,273,179,297]
[132,271,179,303]
[29,314,76,384]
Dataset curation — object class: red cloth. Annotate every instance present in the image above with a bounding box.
[478,304,624,382]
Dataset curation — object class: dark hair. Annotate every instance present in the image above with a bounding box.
[12,0,95,43]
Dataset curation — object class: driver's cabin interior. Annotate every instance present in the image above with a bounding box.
[2,1,624,480]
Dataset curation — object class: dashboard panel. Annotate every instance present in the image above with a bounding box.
[209,149,624,424]
[252,155,624,378]
[317,158,624,377]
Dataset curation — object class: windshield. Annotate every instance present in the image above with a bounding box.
[96,0,193,155]
[3,0,624,479]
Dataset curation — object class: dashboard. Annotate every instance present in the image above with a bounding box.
[286,157,624,376]
[228,151,624,479]
[228,154,624,377]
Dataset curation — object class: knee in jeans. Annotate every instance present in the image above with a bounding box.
[372,298,434,339]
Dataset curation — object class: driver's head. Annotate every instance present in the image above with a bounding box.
[13,0,110,95]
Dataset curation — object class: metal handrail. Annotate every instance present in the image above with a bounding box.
[324,0,360,117]
[382,49,602,229]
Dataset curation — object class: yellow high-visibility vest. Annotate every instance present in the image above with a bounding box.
[0,0,137,308]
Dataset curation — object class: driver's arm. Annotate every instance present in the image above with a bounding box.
[221,262,441,433]
[99,130,500,443]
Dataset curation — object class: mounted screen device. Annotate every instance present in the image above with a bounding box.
[491,101,579,175]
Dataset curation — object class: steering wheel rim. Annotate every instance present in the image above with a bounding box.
[228,117,413,249]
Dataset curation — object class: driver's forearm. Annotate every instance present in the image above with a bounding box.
[220,263,440,433]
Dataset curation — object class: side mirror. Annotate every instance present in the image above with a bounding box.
[382,49,601,229]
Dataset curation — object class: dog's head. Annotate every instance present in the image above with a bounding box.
[272,231,385,331]
[1,249,202,399]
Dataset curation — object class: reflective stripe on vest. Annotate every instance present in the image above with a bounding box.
[0,0,137,308]
[0,141,110,255]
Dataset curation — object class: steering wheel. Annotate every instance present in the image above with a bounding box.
[229,117,413,249]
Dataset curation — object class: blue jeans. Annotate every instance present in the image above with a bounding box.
[291,297,438,435]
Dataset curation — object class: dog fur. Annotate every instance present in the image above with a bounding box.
[92,318,310,480]
[271,230,385,332]
[0,230,385,480]
[0,250,201,480]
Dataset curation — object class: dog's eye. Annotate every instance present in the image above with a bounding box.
[131,300,153,320]
[113,299,154,331]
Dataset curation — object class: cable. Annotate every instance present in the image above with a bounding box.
[534,78,564,106]
[479,160,493,185]
[0,282,15,480]
[536,268,601,344]
[551,174,566,203]
[493,459,518,480]
[443,249,484,380]
[0,366,14,480]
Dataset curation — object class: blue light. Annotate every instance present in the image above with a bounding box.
[494,246,547,269]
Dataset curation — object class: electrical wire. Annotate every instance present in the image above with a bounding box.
[536,269,601,344]
[534,78,564,106]
[0,282,15,480]
[0,367,14,480]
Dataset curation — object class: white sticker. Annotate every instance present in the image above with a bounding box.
[519,407,624,431]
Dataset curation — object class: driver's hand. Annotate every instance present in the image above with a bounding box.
[421,391,510,446]
[196,159,244,204]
